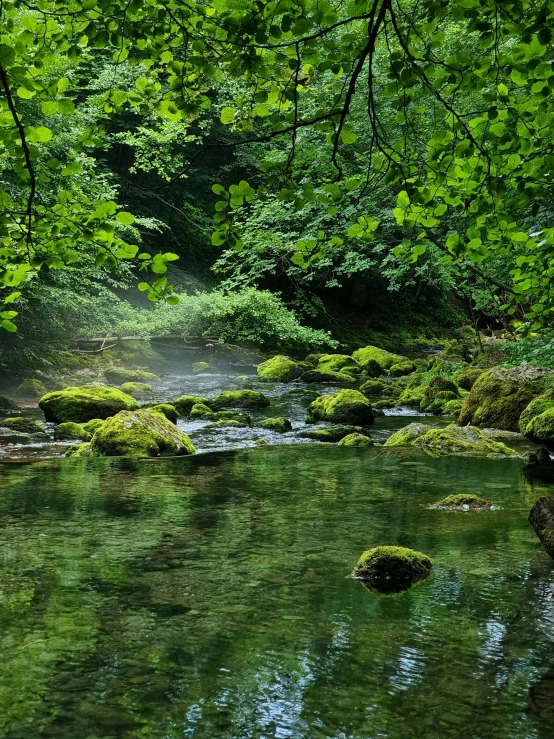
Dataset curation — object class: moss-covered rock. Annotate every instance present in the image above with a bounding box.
[384,422,516,457]
[360,379,388,397]
[90,410,195,458]
[104,368,160,385]
[148,403,179,424]
[0,417,44,434]
[300,370,356,383]
[519,392,554,434]
[352,346,407,377]
[254,438,268,446]
[353,546,432,593]
[299,425,369,442]
[422,390,460,415]
[65,442,92,458]
[453,367,485,391]
[373,399,396,410]
[316,354,361,375]
[192,361,213,375]
[283,388,320,398]
[211,419,248,428]
[211,390,270,409]
[431,494,493,509]
[54,422,92,442]
[458,368,536,431]
[306,390,374,425]
[39,385,139,423]
[261,417,292,433]
[189,403,217,420]
[215,410,252,425]
[0,396,17,411]
[82,418,105,434]
[120,382,153,395]
[524,408,554,444]
[388,360,417,377]
[16,379,47,397]
[443,399,464,416]
[232,375,252,385]
[173,395,209,415]
[337,433,374,447]
[257,355,301,383]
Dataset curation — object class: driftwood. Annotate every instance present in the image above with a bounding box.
[529,497,554,559]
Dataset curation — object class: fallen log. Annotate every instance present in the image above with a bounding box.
[529,496,554,559]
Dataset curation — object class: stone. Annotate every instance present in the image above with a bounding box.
[458,368,535,431]
[215,410,252,425]
[261,417,292,432]
[306,389,374,425]
[192,361,213,375]
[54,422,92,442]
[120,382,153,395]
[189,403,217,420]
[315,354,361,375]
[453,367,485,390]
[148,403,179,424]
[337,433,374,447]
[299,370,356,383]
[0,417,44,434]
[211,390,270,409]
[353,546,432,594]
[431,494,493,509]
[529,497,554,559]
[352,345,408,376]
[0,396,17,411]
[39,385,139,423]
[173,395,210,415]
[16,379,47,397]
[104,368,160,385]
[299,425,369,442]
[384,423,517,457]
[257,355,302,382]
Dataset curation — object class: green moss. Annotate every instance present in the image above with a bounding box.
[443,399,464,416]
[299,425,369,442]
[1,417,44,434]
[173,395,209,415]
[65,442,92,458]
[524,407,554,443]
[189,403,217,420]
[39,385,139,423]
[306,390,374,425]
[82,418,105,434]
[353,546,432,593]
[192,361,213,375]
[519,395,554,434]
[300,370,356,383]
[337,433,374,447]
[120,382,153,395]
[232,375,252,384]
[257,355,301,382]
[316,354,361,375]
[90,409,195,458]
[453,367,485,390]
[148,403,179,424]
[352,345,407,376]
[54,422,92,442]
[16,379,47,398]
[104,368,160,385]
[0,396,17,411]
[458,369,535,431]
[388,360,417,377]
[254,438,268,446]
[432,494,493,509]
[211,390,270,409]
[384,423,515,457]
[373,399,396,410]
[360,379,388,397]
[397,382,427,408]
[51,380,71,391]
[215,410,252,425]
[422,390,459,414]
[283,388,320,398]
[211,419,248,428]
[261,417,292,432]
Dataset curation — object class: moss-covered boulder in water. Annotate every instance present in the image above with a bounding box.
[338,433,374,447]
[443,399,464,416]
[360,379,388,397]
[90,410,195,458]
[300,370,356,383]
[215,410,251,425]
[384,422,516,457]
[148,403,179,424]
[82,418,105,434]
[432,494,493,510]
[299,425,369,442]
[189,403,217,420]
[211,419,248,428]
[352,346,407,376]
[16,379,47,398]
[388,360,417,377]
[39,385,139,423]
[65,442,92,458]
[211,390,270,409]
[316,354,361,375]
[0,396,17,411]
[104,368,160,385]
[261,417,292,433]
[524,408,554,444]
[519,391,554,434]
[353,546,432,593]
[192,361,213,375]
[54,422,92,442]
[306,389,374,425]
[173,395,209,415]
[257,355,301,383]
[120,382,153,396]
[453,367,485,391]
[0,417,44,434]
[458,368,535,431]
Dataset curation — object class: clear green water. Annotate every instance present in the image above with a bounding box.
[1,446,554,738]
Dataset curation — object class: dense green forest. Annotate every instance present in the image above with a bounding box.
[2,0,554,371]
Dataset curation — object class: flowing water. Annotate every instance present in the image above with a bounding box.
[1,362,554,737]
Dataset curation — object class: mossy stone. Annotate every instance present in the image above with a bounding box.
[337,433,374,447]
[173,395,209,415]
[453,367,485,391]
[65,442,92,458]
[0,396,17,411]
[215,410,251,425]
[519,393,554,434]
[104,368,160,385]
[39,385,139,423]
[300,370,356,383]
[257,355,301,383]
[524,407,554,444]
[16,379,47,398]
[384,422,515,457]
[432,494,493,509]
[90,410,195,458]
[0,417,44,434]
[82,418,105,434]
[189,403,217,420]
[211,419,248,428]
[306,389,374,425]
[352,346,407,376]
[192,361,213,375]
[443,399,464,416]
[211,390,270,409]
[388,360,417,377]
[54,422,92,442]
[353,546,432,594]
[148,404,179,424]
[261,417,292,433]
[254,438,268,446]
[120,382,153,395]
[458,369,535,431]
[360,379,388,397]
[373,399,396,410]
[299,425,369,442]
[316,354,361,375]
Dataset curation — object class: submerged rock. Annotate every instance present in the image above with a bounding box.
[192,361,213,374]
[352,346,409,376]
[337,433,374,447]
[173,395,209,415]
[104,368,160,385]
[353,545,432,594]
[0,417,44,434]
[306,390,374,425]
[458,368,535,431]
[90,410,195,458]
[215,410,252,425]
[261,417,292,433]
[211,390,270,409]
[431,494,493,510]
[189,403,217,420]
[257,355,301,383]
[54,422,92,442]
[384,423,517,457]
[16,379,47,398]
[120,381,153,396]
[529,496,554,559]
[299,425,370,442]
[39,385,139,423]
[210,419,248,428]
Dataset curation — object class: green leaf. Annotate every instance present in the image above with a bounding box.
[220,107,237,124]
[116,211,135,225]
